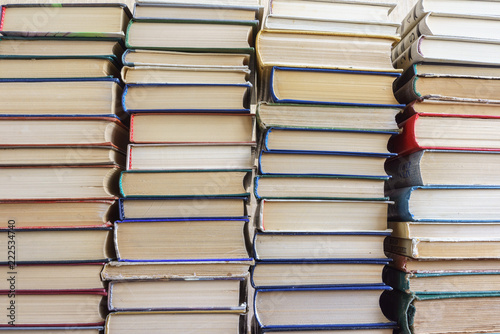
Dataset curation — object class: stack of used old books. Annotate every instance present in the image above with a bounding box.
[382,0,500,333]
[251,0,404,333]
[0,3,131,332]
[102,1,261,333]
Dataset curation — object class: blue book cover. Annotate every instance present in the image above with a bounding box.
[122,82,252,113]
[269,66,405,108]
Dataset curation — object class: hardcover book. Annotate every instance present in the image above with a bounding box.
[251,260,389,288]
[122,82,252,112]
[114,219,250,262]
[258,150,390,177]
[264,67,403,107]
[0,228,114,263]
[382,265,500,294]
[127,144,255,171]
[253,232,390,261]
[380,289,500,334]
[254,175,388,200]
[388,221,500,240]
[387,186,500,222]
[254,286,394,329]
[385,150,500,189]
[129,113,255,144]
[260,127,397,155]
[108,278,247,311]
[0,291,107,327]
[0,327,103,333]
[101,260,253,281]
[120,169,251,198]
[105,312,245,334]
[125,18,257,52]
[0,200,117,229]
[388,114,500,155]
[0,78,125,117]
[118,197,247,221]
[256,30,398,72]
[0,4,131,38]
[257,199,391,232]
[256,102,400,131]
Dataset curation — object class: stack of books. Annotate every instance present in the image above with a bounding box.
[0,3,131,332]
[382,0,500,333]
[102,1,260,333]
[251,0,404,333]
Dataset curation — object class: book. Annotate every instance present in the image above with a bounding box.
[399,0,500,37]
[265,67,402,107]
[0,36,124,58]
[380,289,500,334]
[385,150,500,189]
[0,200,117,229]
[0,228,113,263]
[129,113,255,143]
[387,186,500,222]
[0,146,126,167]
[133,2,260,21]
[118,197,247,221]
[254,175,388,200]
[253,232,389,261]
[0,117,128,149]
[108,278,246,311]
[260,128,397,154]
[256,102,399,131]
[258,150,390,177]
[125,19,257,51]
[255,30,398,72]
[257,328,396,334]
[101,260,253,280]
[0,4,131,38]
[0,78,124,117]
[388,221,500,240]
[121,66,250,84]
[383,265,500,294]
[122,49,250,67]
[0,263,105,291]
[393,36,500,70]
[251,260,389,288]
[388,252,500,273]
[384,236,500,259]
[105,312,245,334]
[114,219,250,262]
[388,114,500,155]
[120,169,251,198]
[122,82,251,112]
[267,0,395,23]
[393,13,500,61]
[257,199,391,233]
[0,57,120,79]
[0,291,107,327]
[396,98,500,123]
[0,165,121,200]
[254,286,393,329]
[127,144,255,171]
[393,72,500,104]
[263,15,399,35]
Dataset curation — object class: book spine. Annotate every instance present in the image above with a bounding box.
[388,115,421,155]
[379,289,414,334]
[384,237,417,258]
[382,265,411,293]
[0,6,5,31]
[393,38,424,71]
[386,187,415,221]
[392,14,429,61]
[399,0,426,37]
[395,100,419,124]
[384,150,424,190]
[394,77,420,105]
